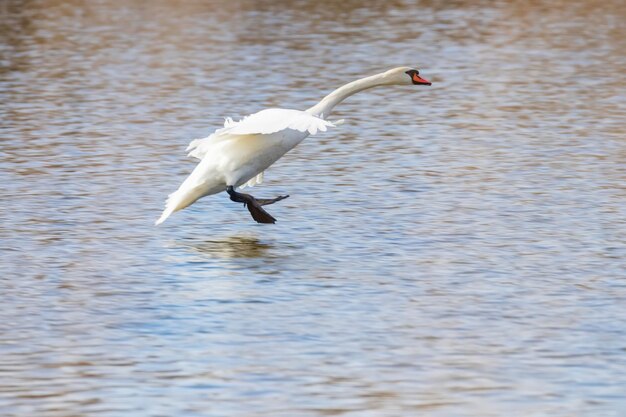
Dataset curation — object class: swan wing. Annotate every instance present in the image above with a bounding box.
[218,108,336,136]
[185,109,336,160]
[186,133,219,160]
[240,171,264,189]
[185,116,234,160]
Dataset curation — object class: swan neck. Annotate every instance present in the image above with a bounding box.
[306,73,389,118]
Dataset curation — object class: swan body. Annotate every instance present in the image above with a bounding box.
[156,67,431,225]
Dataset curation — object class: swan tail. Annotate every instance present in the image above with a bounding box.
[155,185,207,226]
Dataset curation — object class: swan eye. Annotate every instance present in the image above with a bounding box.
[407,70,432,86]
[405,69,418,82]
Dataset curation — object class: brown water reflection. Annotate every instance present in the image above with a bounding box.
[181,235,274,259]
[1,0,625,416]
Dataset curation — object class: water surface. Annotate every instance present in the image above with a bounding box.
[1,0,625,416]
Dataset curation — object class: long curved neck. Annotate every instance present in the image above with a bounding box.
[306,72,392,118]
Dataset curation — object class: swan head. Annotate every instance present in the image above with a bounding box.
[382,67,431,86]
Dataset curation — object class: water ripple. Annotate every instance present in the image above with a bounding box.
[1,0,625,416]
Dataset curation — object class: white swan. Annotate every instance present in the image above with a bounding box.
[156,66,431,225]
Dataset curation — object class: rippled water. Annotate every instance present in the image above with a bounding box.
[1,0,625,416]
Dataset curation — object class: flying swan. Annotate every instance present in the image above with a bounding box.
[156,67,431,225]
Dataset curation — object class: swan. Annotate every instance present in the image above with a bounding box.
[156,67,431,225]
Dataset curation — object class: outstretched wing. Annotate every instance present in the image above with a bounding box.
[185,108,337,160]
[219,108,335,135]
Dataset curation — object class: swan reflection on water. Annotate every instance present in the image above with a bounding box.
[179,234,274,259]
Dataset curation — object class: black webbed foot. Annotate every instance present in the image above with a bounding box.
[256,195,289,206]
[226,186,289,224]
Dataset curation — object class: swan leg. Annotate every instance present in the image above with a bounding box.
[226,186,289,224]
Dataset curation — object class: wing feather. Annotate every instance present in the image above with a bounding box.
[185,108,337,161]
[217,108,335,135]
[241,171,264,189]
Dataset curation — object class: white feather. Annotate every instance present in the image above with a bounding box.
[185,109,336,161]
[241,171,264,189]
[217,108,335,136]
[185,133,218,160]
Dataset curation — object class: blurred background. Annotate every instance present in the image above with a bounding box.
[1,0,625,416]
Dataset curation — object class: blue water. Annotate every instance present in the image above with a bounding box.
[1,0,625,416]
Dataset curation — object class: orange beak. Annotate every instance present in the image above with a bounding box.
[412,73,431,85]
